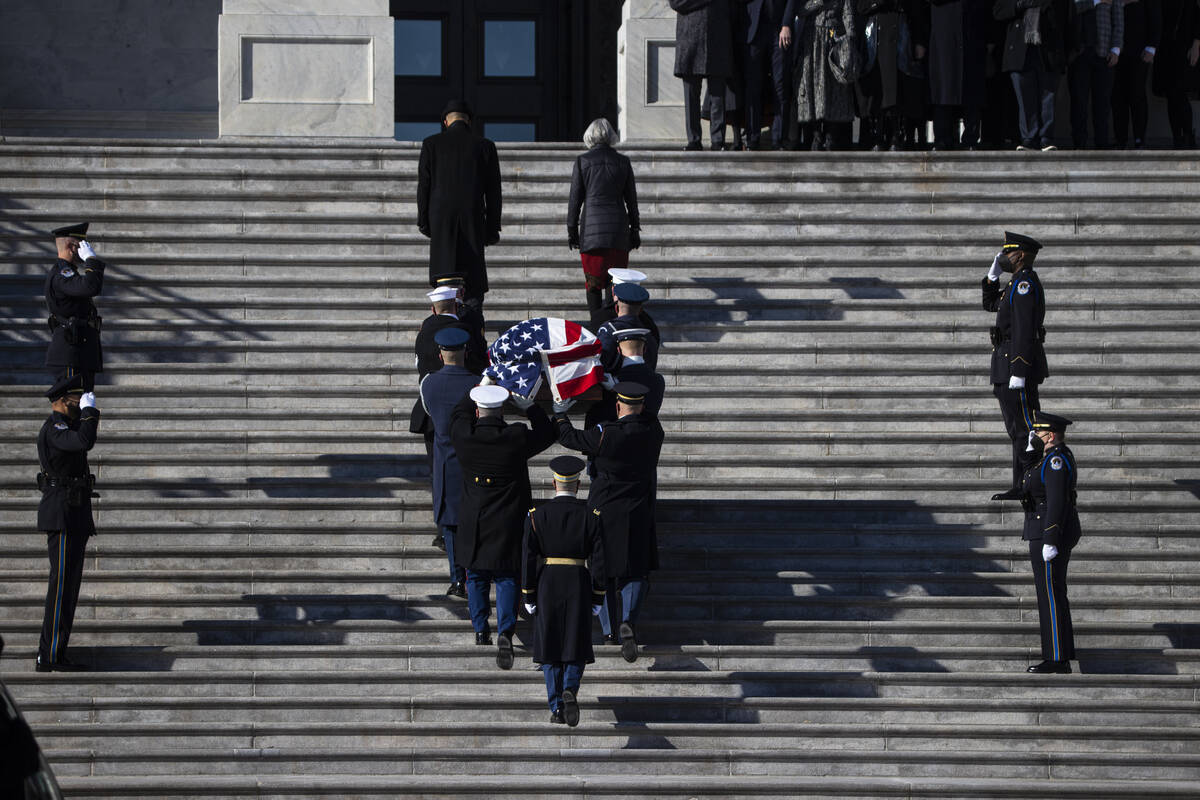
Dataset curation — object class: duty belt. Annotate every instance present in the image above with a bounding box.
[36,472,94,490]
[48,313,101,331]
[543,557,586,567]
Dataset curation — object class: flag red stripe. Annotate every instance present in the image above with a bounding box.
[546,341,602,367]
[556,366,602,397]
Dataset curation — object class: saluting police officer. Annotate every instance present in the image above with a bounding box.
[554,381,664,663]
[521,455,607,726]
[450,384,556,669]
[35,375,100,672]
[45,223,106,392]
[1021,412,1081,674]
[982,231,1048,501]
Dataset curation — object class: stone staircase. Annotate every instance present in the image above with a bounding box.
[0,138,1198,798]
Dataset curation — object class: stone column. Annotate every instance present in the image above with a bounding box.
[617,0,685,142]
[218,0,393,137]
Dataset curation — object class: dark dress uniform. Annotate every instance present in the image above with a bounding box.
[44,254,105,392]
[36,386,100,669]
[522,491,607,721]
[1021,433,1080,669]
[983,259,1047,493]
[450,392,556,639]
[416,117,502,309]
[407,310,489,449]
[555,397,664,656]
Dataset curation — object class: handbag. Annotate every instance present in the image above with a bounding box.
[828,26,864,84]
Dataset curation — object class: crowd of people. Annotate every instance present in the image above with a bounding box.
[671,0,1200,151]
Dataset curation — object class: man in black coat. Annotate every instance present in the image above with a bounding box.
[417,100,502,312]
[45,223,106,392]
[671,0,735,149]
[35,374,100,672]
[1020,412,1080,674]
[554,382,665,663]
[450,384,556,669]
[983,231,1048,500]
[739,0,798,149]
[521,455,607,726]
[995,0,1070,150]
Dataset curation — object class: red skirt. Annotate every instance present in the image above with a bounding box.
[580,248,629,281]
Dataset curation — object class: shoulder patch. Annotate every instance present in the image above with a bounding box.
[592,508,601,516]
[53,422,69,430]
[1050,456,1063,471]
[1016,280,1031,295]
[59,268,75,278]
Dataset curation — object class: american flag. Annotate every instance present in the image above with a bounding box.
[484,317,603,402]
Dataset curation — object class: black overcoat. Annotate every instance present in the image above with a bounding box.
[1121,0,1163,56]
[671,0,736,77]
[982,268,1047,383]
[417,121,502,296]
[408,311,489,435]
[928,0,990,106]
[567,145,640,253]
[44,257,105,372]
[449,394,555,572]
[521,495,607,664]
[995,0,1069,73]
[1021,443,1080,547]
[1152,0,1200,95]
[37,407,99,534]
[555,413,665,578]
[856,0,929,116]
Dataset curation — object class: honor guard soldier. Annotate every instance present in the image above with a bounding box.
[45,223,106,392]
[595,268,662,343]
[419,327,481,598]
[450,384,556,668]
[597,280,661,372]
[521,455,608,726]
[35,375,101,672]
[1021,412,1080,674]
[553,381,665,663]
[982,231,1048,501]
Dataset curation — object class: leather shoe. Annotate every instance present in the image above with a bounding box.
[550,709,566,724]
[431,534,446,552]
[36,654,88,672]
[991,487,1023,501]
[562,688,580,727]
[619,622,638,663]
[475,631,492,646]
[1027,659,1072,674]
[445,582,466,599]
[684,142,702,151]
[602,634,617,645]
[496,631,514,670]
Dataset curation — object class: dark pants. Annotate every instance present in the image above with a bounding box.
[1111,55,1149,145]
[683,75,726,147]
[932,105,983,147]
[1010,46,1058,146]
[441,524,465,583]
[994,381,1041,489]
[1068,51,1114,148]
[51,366,95,392]
[599,577,649,637]
[1165,91,1196,145]
[466,569,517,636]
[1029,538,1075,661]
[541,661,585,712]
[38,529,89,663]
[744,36,796,147]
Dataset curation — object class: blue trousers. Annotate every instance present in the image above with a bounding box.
[541,661,585,712]
[599,577,648,637]
[1010,45,1058,146]
[466,569,517,635]
[441,524,465,583]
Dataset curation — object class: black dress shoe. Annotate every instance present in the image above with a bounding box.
[1027,659,1072,674]
[991,487,1023,501]
[561,688,580,727]
[550,709,566,724]
[36,655,88,672]
[496,631,514,670]
[619,622,638,663]
[475,631,492,646]
[684,142,702,151]
[431,534,446,552]
[445,582,466,599]
[602,634,617,645]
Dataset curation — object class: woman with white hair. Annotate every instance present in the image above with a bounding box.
[567,118,641,328]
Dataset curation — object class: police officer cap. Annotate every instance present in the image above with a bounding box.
[1002,231,1043,253]
[1032,412,1072,432]
[613,327,650,342]
[470,384,509,408]
[441,99,473,118]
[608,268,647,285]
[51,222,89,240]
[613,283,650,304]
[434,326,470,350]
[45,373,84,400]
[613,381,648,404]
[426,285,458,303]
[432,272,466,287]
[549,455,586,482]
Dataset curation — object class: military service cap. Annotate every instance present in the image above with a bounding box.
[1032,412,1072,433]
[1002,231,1043,253]
[613,283,650,304]
[609,267,647,285]
[549,455,586,482]
[470,384,509,408]
[51,222,89,239]
[613,381,648,404]
[427,285,458,303]
[45,374,84,401]
[432,272,466,287]
[434,327,470,350]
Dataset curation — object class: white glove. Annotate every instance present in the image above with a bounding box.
[1008,375,1025,390]
[552,397,575,414]
[591,604,603,616]
[524,603,536,615]
[601,373,617,391]
[509,391,535,411]
[77,240,97,262]
[1042,544,1058,562]
[79,392,96,409]
[1026,430,1039,452]
[478,374,495,386]
[987,252,1005,282]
